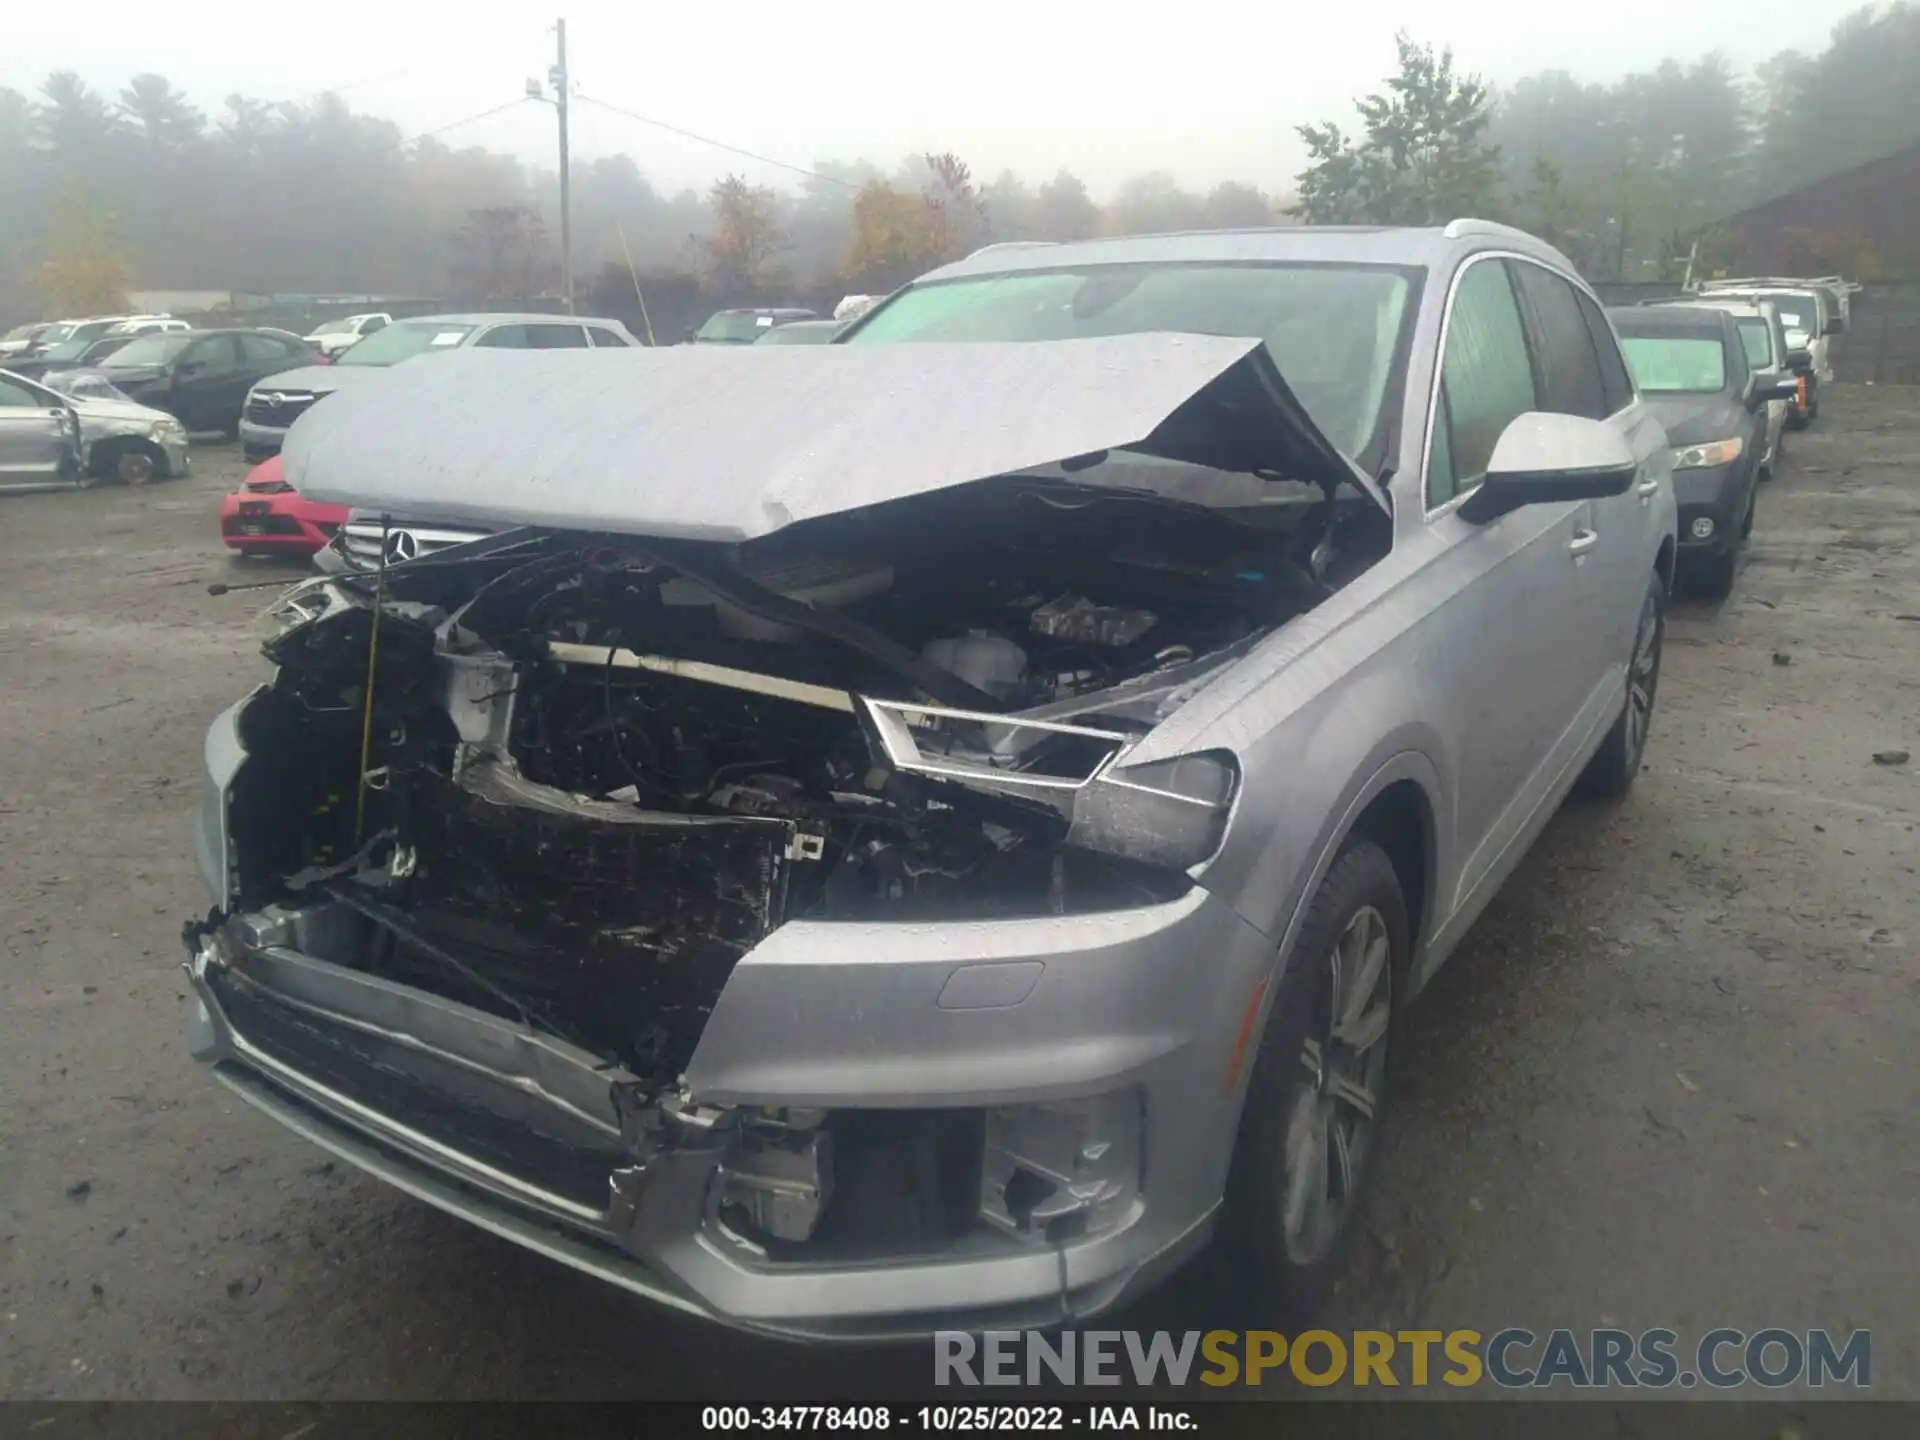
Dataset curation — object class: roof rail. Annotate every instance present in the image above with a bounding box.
[1441,217,1541,243]
[964,240,1058,259]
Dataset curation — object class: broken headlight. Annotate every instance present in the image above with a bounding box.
[1068,751,1238,871]
[980,1091,1143,1243]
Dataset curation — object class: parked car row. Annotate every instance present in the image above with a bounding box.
[1685,274,1849,422]
[1607,303,1797,597]
[237,312,639,461]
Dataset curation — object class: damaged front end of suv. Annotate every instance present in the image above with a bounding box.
[183,335,1391,1336]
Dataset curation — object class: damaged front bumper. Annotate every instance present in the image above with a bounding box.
[188,697,1270,1339]
[184,877,1267,1338]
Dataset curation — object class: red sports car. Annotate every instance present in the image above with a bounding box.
[219,455,349,557]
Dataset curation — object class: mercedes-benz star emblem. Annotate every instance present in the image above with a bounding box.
[384,530,420,564]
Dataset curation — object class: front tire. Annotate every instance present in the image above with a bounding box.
[1226,840,1407,1318]
[1578,570,1666,797]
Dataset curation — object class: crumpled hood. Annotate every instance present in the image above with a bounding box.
[1643,392,1746,449]
[67,392,173,426]
[282,334,1386,543]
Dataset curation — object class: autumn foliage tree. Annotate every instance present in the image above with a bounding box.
[704,174,786,295]
[35,189,130,315]
[843,179,937,290]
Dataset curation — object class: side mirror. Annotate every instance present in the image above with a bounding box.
[1459,413,1638,525]
[1824,316,1845,336]
[1785,347,1813,375]
[175,359,202,376]
[682,326,699,344]
[1747,374,1798,410]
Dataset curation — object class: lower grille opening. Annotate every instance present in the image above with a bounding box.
[208,965,626,1211]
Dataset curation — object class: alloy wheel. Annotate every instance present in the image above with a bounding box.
[1280,904,1392,1266]
[117,450,155,486]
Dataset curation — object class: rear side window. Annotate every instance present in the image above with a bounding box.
[0,376,42,407]
[1575,292,1635,414]
[239,333,299,363]
[1427,258,1537,508]
[1510,263,1607,421]
[524,324,589,349]
[474,325,529,349]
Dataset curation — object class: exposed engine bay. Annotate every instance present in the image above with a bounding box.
[197,475,1384,1251]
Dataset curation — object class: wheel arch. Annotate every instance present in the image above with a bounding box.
[86,433,165,481]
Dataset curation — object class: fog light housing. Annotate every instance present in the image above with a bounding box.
[1690,516,1716,540]
[980,1091,1142,1243]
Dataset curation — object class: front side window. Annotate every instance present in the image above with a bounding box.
[474,325,530,349]
[185,337,242,374]
[1426,259,1537,508]
[586,326,631,348]
[1618,336,1728,393]
[0,376,44,407]
[845,262,1416,460]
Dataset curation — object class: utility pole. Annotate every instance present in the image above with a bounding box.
[552,18,573,313]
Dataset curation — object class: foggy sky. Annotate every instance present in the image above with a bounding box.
[4,0,1841,197]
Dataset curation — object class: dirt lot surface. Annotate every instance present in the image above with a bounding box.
[2,391,1915,1401]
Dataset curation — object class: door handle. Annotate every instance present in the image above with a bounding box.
[1636,477,1660,497]
[1568,529,1599,556]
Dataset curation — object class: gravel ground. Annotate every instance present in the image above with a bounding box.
[1,391,1914,1400]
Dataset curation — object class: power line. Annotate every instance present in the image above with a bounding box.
[275,68,414,108]
[574,92,861,189]
[395,97,536,151]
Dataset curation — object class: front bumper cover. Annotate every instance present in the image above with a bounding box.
[183,878,1256,1338]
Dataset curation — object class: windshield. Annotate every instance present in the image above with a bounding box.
[843,262,1415,458]
[336,321,474,365]
[39,338,97,362]
[1735,318,1775,368]
[1725,292,1816,334]
[696,312,785,343]
[35,322,79,344]
[308,319,356,337]
[1619,336,1728,393]
[102,334,195,368]
[3,323,44,343]
[755,322,838,346]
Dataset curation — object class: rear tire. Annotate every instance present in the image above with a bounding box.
[1226,841,1407,1319]
[1578,569,1666,798]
